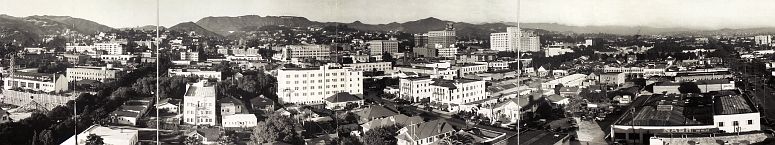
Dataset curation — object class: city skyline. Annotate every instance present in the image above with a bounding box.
[1,0,775,29]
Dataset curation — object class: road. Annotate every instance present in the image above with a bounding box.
[728,58,775,126]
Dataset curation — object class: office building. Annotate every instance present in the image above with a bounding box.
[755,35,772,45]
[367,40,399,56]
[490,27,540,52]
[281,44,331,61]
[3,71,68,93]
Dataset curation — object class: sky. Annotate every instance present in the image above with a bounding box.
[1,0,774,29]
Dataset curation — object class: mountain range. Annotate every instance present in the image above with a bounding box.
[3,14,775,44]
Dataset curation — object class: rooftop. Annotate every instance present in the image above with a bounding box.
[615,94,714,126]
[324,92,362,103]
[184,81,216,97]
[396,119,456,141]
[59,125,139,145]
[713,92,756,115]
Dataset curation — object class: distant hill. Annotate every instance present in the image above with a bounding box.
[169,22,222,38]
[28,15,114,34]
[196,15,319,36]
[120,25,166,31]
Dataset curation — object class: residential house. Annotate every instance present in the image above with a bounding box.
[396,119,456,145]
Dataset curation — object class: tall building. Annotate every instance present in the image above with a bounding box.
[180,51,200,61]
[276,64,363,104]
[426,23,456,48]
[413,34,428,47]
[183,80,217,126]
[367,40,399,56]
[755,35,772,45]
[490,27,540,52]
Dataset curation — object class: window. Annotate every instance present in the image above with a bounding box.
[718,122,724,127]
[733,121,739,126]
[749,120,754,125]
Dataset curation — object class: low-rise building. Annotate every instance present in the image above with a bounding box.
[324,92,364,110]
[222,114,258,128]
[66,66,124,82]
[598,72,626,85]
[110,99,151,126]
[4,71,68,93]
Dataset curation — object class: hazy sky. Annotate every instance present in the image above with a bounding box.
[2,0,774,29]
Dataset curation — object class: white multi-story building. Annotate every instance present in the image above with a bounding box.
[367,40,399,56]
[399,76,434,102]
[183,81,217,126]
[168,69,223,81]
[4,71,68,93]
[180,51,200,61]
[544,45,574,57]
[343,62,392,72]
[436,47,458,58]
[66,45,96,53]
[94,43,124,55]
[276,64,363,104]
[281,44,331,61]
[66,66,123,82]
[429,78,486,111]
[755,35,772,45]
[490,27,540,52]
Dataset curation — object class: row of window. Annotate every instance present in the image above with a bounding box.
[718,120,754,127]
[285,78,360,84]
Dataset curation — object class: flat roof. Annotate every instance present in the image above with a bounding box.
[615,94,714,126]
[713,92,756,115]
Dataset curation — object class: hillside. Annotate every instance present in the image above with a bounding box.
[169,22,222,38]
[28,15,114,34]
[195,15,319,35]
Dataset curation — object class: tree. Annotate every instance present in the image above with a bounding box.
[85,134,104,145]
[382,52,395,63]
[250,112,303,144]
[554,83,565,95]
[678,82,701,94]
[441,133,475,145]
[110,87,136,101]
[183,136,203,145]
[362,126,401,145]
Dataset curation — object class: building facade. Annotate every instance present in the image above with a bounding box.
[367,40,399,56]
[276,64,363,104]
[183,81,218,126]
[66,66,123,82]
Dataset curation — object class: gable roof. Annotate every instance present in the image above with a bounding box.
[186,128,221,141]
[494,97,530,109]
[396,119,456,141]
[356,105,399,123]
[361,114,423,131]
[250,95,274,107]
[324,92,362,103]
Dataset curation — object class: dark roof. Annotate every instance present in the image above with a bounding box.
[250,96,274,107]
[616,94,714,126]
[219,95,244,105]
[187,128,221,141]
[324,92,362,103]
[357,105,399,123]
[396,119,456,141]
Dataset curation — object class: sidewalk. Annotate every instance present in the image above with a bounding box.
[573,117,608,145]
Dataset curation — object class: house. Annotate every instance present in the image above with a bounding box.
[155,98,181,114]
[356,105,399,124]
[558,86,580,97]
[360,114,423,132]
[222,114,258,128]
[324,92,364,110]
[109,99,151,126]
[249,95,275,113]
[220,95,247,116]
[396,119,456,145]
[185,128,222,144]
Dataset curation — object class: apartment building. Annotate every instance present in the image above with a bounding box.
[276,64,363,104]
